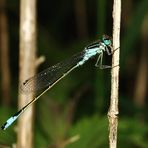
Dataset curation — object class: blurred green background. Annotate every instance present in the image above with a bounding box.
[0,0,148,147]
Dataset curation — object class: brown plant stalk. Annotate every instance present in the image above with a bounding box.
[108,0,121,148]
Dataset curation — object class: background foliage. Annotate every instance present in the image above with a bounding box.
[0,0,148,147]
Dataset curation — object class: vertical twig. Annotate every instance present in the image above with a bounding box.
[108,0,121,148]
[134,15,148,107]
[17,0,37,148]
[0,0,11,105]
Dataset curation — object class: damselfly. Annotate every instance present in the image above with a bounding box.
[1,35,114,130]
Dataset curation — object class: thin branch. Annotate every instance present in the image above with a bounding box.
[17,0,37,148]
[0,0,11,105]
[108,0,121,147]
[134,15,148,107]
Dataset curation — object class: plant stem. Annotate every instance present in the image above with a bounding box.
[17,0,37,148]
[108,0,121,147]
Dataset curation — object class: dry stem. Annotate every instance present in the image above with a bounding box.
[108,0,121,147]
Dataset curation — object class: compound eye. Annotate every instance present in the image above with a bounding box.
[102,35,112,46]
[103,39,111,45]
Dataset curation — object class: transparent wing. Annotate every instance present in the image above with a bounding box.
[20,51,85,93]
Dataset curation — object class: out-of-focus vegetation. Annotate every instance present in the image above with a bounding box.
[0,0,148,147]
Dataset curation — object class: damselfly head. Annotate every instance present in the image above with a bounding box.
[102,35,112,46]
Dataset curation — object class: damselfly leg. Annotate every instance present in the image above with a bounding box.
[95,52,112,69]
[95,46,118,69]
